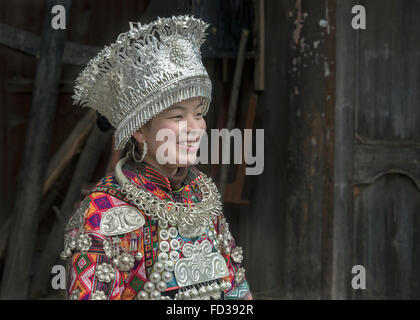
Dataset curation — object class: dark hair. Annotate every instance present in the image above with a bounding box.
[96,111,114,132]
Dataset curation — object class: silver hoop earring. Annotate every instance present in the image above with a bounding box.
[132,141,148,163]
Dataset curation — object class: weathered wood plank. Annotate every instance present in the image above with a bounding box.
[332,0,357,300]
[0,0,71,299]
[285,0,336,299]
[356,0,420,142]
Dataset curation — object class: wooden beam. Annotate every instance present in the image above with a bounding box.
[0,0,71,299]
[0,22,100,66]
[6,78,75,93]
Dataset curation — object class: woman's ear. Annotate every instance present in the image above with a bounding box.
[132,130,146,143]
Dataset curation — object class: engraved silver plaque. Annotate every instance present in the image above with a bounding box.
[174,239,229,287]
[100,206,145,236]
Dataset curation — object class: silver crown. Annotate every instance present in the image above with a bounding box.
[72,15,212,150]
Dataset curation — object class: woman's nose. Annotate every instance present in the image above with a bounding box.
[186,115,200,130]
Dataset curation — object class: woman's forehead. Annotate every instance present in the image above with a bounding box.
[168,98,203,110]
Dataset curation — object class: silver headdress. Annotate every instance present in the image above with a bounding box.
[72,15,212,150]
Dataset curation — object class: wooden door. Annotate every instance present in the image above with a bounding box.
[334,0,420,299]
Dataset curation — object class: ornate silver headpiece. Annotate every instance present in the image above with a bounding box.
[72,15,212,150]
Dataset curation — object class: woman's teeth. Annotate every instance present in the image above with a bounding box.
[179,141,198,147]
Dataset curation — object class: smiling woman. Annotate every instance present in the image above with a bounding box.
[61,15,252,300]
[132,97,206,176]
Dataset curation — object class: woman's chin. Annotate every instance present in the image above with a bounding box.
[176,153,198,166]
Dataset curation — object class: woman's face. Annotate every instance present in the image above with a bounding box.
[132,97,206,176]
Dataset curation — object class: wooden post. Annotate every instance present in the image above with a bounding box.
[254,0,265,91]
[218,29,249,199]
[0,0,71,299]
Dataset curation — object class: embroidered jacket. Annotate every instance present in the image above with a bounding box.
[63,159,252,300]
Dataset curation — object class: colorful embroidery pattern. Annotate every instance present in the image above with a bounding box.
[64,160,252,300]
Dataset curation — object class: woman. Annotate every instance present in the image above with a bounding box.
[61,15,252,300]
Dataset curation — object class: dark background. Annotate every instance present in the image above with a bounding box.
[0,0,420,300]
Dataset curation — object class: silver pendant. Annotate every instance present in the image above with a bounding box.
[178,223,205,238]
[174,239,228,287]
[100,206,145,236]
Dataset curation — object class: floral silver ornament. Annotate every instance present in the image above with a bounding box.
[231,247,243,264]
[234,267,246,285]
[91,290,107,300]
[103,240,117,258]
[113,252,135,272]
[75,233,92,252]
[95,263,115,283]
[69,289,80,300]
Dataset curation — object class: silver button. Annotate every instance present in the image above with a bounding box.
[158,252,168,262]
[170,239,180,250]
[169,251,179,261]
[168,227,178,239]
[165,260,175,271]
[159,241,170,252]
[159,230,169,241]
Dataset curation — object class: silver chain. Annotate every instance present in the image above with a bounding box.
[115,157,223,227]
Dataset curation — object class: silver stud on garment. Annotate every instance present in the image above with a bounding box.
[150,272,161,284]
[158,252,169,262]
[144,281,155,293]
[156,281,167,292]
[170,239,180,250]
[135,252,143,260]
[154,262,165,273]
[168,227,178,239]
[169,250,179,261]
[159,241,170,252]
[137,290,149,300]
[159,229,169,241]
[150,290,161,300]
[162,271,173,283]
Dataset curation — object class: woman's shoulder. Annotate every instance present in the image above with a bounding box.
[65,167,146,237]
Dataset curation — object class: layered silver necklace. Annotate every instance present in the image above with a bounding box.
[115,156,223,235]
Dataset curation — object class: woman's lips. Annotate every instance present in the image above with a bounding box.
[177,142,199,152]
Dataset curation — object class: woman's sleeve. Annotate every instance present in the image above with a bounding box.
[214,214,253,300]
[62,193,127,300]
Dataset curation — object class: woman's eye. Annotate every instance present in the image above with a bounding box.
[196,112,203,118]
[172,115,183,120]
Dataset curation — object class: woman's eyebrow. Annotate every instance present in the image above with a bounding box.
[168,106,185,112]
[169,102,203,111]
